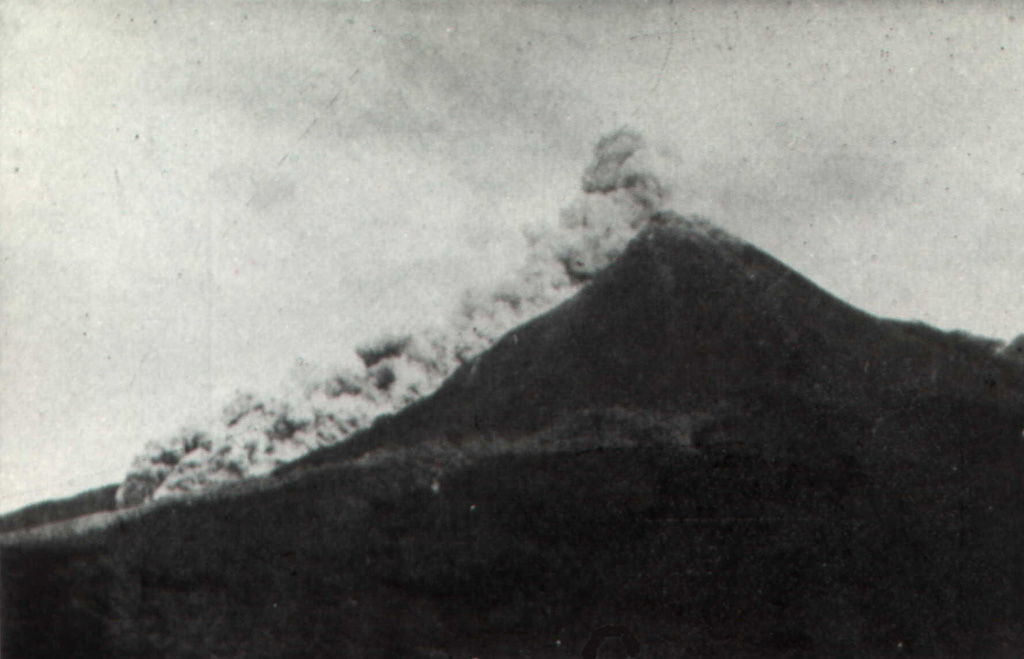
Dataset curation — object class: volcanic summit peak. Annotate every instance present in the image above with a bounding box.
[647,210,744,244]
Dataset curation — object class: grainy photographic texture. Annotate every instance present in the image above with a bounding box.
[2,1,1023,657]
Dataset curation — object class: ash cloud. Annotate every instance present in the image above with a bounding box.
[116,129,672,508]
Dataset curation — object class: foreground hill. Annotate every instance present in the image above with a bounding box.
[0,483,119,534]
[3,214,1023,658]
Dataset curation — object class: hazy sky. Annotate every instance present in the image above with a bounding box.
[2,0,1022,512]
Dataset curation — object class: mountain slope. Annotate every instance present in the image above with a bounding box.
[0,484,119,534]
[289,212,1024,470]
[3,213,1023,658]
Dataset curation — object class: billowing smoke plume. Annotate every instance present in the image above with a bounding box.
[116,128,671,508]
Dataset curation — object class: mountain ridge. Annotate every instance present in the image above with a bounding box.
[3,211,1022,658]
[285,212,1024,474]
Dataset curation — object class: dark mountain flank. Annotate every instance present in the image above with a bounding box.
[0,483,119,534]
[4,214,1023,658]
[289,213,1024,470]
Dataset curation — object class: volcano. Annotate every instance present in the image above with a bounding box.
[3,213,1023,658]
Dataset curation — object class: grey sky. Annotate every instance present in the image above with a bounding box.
[2,0,1022,511]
